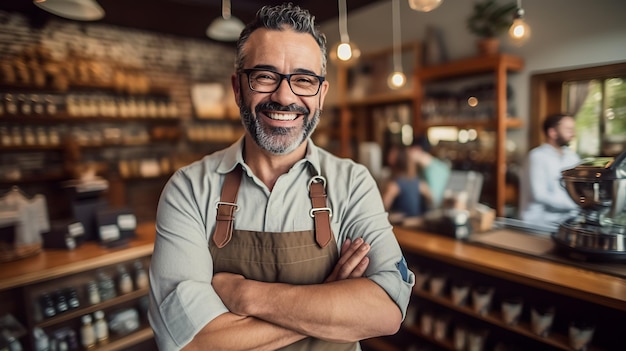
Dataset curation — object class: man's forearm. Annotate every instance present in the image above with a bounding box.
[182,311,306,351]
[230,277,402,343]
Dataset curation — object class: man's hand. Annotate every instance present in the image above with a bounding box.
[325,238,370,282]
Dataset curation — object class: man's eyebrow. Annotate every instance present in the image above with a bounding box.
[250,64,278,71]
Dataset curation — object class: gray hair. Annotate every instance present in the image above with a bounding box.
[235,3,328,75]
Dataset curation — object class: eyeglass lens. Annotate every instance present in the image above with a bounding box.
[246,69,322,96]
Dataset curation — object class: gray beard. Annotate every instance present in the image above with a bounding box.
[239,99,320,155]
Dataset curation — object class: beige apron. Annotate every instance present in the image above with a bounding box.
[209,166,357,351]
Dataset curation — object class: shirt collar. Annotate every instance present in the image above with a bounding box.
[216,136,322,176]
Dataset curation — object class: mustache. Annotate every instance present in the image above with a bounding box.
[255,101,309,115]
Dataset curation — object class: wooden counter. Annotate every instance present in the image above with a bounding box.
[0,222,155,291]
[394,227,626,312]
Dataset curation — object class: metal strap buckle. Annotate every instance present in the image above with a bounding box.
[310,207,332,218]
[215,201,240,212]
[307,175,327,191]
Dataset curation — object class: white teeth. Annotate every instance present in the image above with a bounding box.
[267,112,298,121]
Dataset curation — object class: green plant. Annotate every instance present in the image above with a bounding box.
[467,0,517,38]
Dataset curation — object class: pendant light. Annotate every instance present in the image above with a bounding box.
[206,0,245,42]
[329,0,360,66]
[408,0,443,12]
[509,0,531,46]
[33,0,105,21]
[388,0,406,89]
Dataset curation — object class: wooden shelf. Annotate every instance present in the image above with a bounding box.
[0,115,180,124]
[0,82,171,96]
[395,227,626,311]
[93,325,153,351]
[404,325,456,350]
[0,222,155,291]
[0,173,67,184]
[36,288,149,328]
[0,145,65,151]
[0,223,157,351]
[411,288,604,351]
[421,117,523,130]
[418,54,524,81]
[380,227,626,351]
[343,90,415,107]
[415,54,525,217]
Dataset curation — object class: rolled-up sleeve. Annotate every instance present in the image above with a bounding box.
[329,161,415,319]
[148,169,228,350]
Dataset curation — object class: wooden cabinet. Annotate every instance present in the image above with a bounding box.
[413,54,524,217]
[0,222,157,351]
[363,227,625,351]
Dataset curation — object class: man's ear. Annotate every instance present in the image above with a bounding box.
[547,127,557,140]
[318,80,330,109]
[231,73,242,107]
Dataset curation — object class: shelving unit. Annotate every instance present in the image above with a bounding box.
[330,43,421,159]
[0,222,157,351]
[409,289,603,351]
[374,227,626,351]
[414,54,524,216]
[331,49,523,215]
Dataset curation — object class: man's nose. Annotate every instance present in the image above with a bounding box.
[271,78,298,104]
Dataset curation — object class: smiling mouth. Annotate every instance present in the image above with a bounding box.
[266,112,299,121]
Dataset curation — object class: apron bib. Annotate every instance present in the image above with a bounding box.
[209,166,357,351]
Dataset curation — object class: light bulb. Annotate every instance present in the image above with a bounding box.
[388,71,406,89]
[408,0,443,12]
[330,41,361,66]
[509,8,531,46]
[337,43,353,61]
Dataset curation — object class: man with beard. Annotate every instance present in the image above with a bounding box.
[148,3,414,351]
[519,113,581,230]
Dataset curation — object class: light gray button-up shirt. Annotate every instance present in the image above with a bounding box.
[148,137,414,350]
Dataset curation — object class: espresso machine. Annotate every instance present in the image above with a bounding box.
[552,150,626,261]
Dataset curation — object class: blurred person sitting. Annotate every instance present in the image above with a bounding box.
[382,145,423,217]
[519,113,581,230]
[408,135,451,211]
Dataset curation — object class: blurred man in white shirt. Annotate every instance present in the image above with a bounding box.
[519,114,581,231]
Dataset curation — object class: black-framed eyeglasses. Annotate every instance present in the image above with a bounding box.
[241,68,325,97]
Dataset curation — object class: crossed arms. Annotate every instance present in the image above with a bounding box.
[181,238,403,351]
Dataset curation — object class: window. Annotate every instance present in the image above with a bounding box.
[530,62,626,157]
[566,77,626,157]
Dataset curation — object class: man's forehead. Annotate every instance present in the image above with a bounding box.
[243,28,322,71]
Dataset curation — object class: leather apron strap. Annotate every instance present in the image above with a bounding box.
[308,176,332,248]
[212,165,242,248]
[212,167,333,248]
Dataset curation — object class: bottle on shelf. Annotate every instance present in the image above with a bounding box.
[80,314,96,349]
[65,287,81,310]
[133,260,149,290]
[39,293,56,319]
[117,265,134,294]
[97,271,117,301]
[53,290,69,314]
[93,310,109,345]
[85,280,101,305]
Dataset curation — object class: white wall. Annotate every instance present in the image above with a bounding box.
[320,0,626,153]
